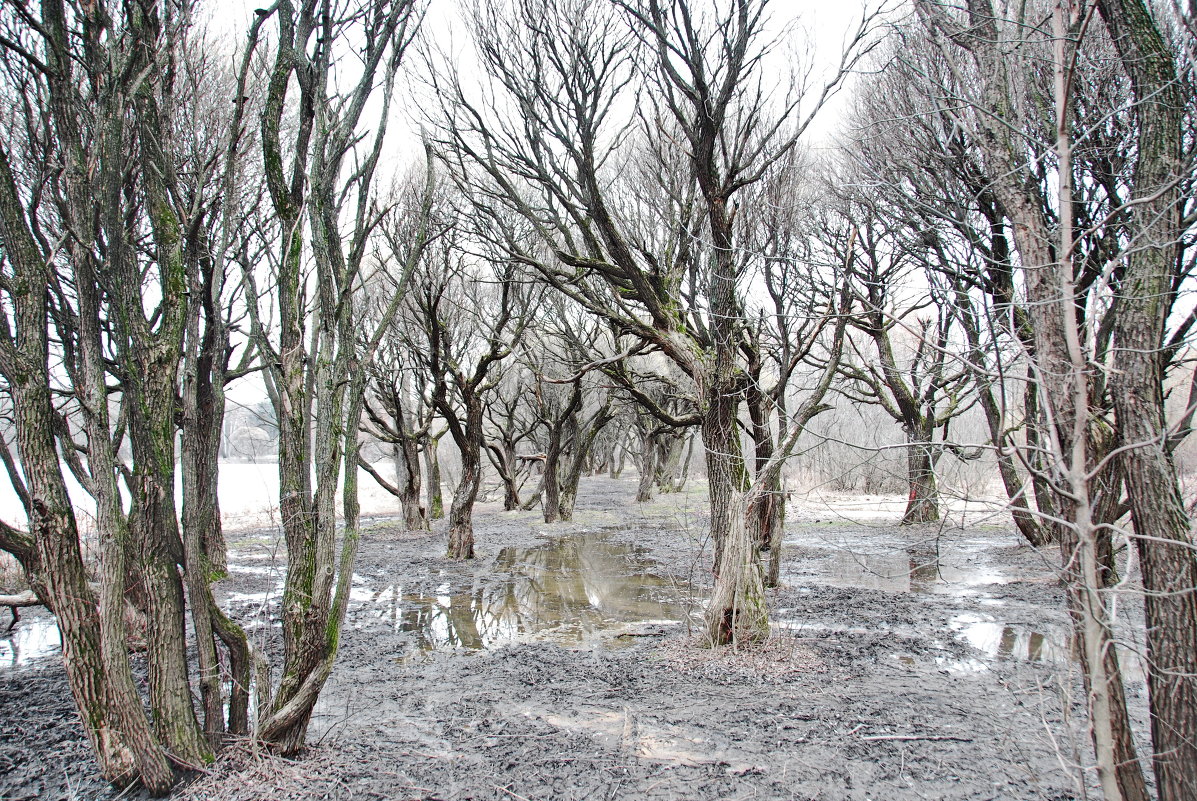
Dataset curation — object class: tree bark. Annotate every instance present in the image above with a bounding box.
[901,436,940,525]
[1097,2,1197,797]
[542,426,564,523]
[703,490,769,646]
[558,403,613,521]
[702,377,768,645]
[635,429,657,503]
[910,3,1152,794]
[447,400,484,559]
[0,139,176,793]
[424,431,445,520]
[394,439,427,530]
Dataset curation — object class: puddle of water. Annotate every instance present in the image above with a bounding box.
[0,617,61,667]
[363,535,691,651]
[227,564,281,577]
[783,548,1010,596]
[781,525,1077,670]
[950,613,1069,663]
[781,523,1017,598]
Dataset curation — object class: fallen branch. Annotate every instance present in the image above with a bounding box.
[0,590,39,607]
[1,589,41,631]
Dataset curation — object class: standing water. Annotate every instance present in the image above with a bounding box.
[0,615,60,668]
[355,534,693,650]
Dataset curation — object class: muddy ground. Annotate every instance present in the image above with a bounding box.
[1,476,1139,800]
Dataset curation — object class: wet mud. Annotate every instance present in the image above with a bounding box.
[1,477,1126,800]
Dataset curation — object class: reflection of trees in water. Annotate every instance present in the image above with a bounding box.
[393,536,685,649]
[956,621,1068,663]
[818,543,999,593]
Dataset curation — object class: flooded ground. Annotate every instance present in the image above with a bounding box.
[1,477,1128,800]
[355,535,692,651]
[777,518,1075,670]
[0,616,59,668]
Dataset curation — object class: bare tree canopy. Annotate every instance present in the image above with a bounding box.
[0,0,1194,798]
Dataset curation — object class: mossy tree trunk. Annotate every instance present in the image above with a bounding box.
[901,434,940,525]
[0,143,176,794]
[424,430,446,520]
[251,0,427,754]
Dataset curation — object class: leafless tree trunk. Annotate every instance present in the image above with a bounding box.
[248,0,427,753]
[434,0,872,644]
[1096,1,1197,795]
[0,145,175,793]
[910,2,1173,795]
[424,429,446,520]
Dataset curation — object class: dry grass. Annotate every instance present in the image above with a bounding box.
[174,739,438,801]
[175,743,349,801]
[655,630,826,683]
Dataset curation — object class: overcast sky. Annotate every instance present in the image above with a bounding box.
[205,0,885,148]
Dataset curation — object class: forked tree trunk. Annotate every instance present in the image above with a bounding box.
[487,441,523,511]
[654,433,685,493]
[0,144,176,793]
[18,381,175,793]
[557,404,612,522]
[609,441,625,479]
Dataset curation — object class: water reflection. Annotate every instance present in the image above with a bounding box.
[783,530,1012,596]
[362,535,690,650]
[0,616,61,667]
[950,613,1069,663]
[802,550,1008,595]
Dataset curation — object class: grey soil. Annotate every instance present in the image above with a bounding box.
[1,477,1127,800]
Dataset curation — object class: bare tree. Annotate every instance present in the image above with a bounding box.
[362,341,433,531]
[904,1,1197,797]
[821,202,975,525]
[483,366,540,511]
[0,0,270,788]
[406,228,536,558]
[522,304,616,522]
[244,0,430,752]
[432,0,871,644]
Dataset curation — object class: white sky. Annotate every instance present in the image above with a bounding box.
[204,0,882,147]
